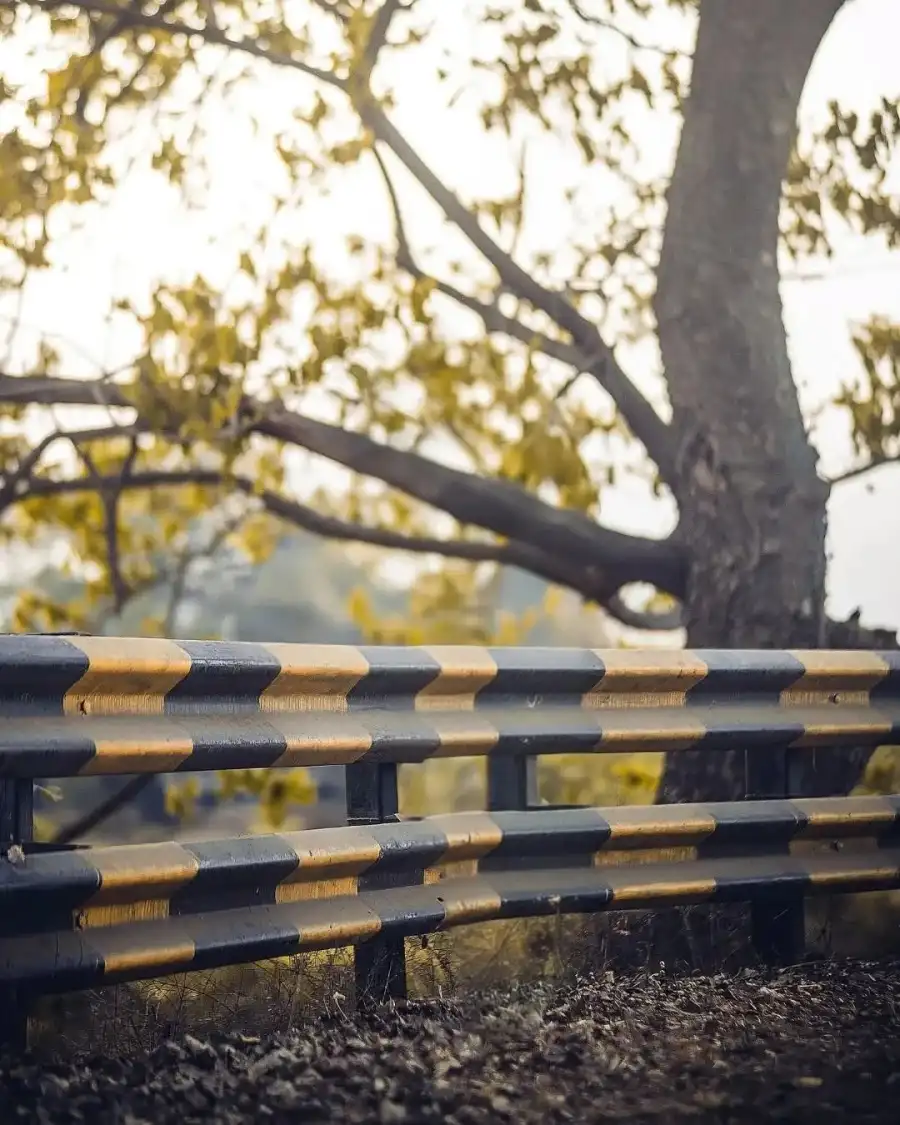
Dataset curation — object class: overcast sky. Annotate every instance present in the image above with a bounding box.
[3,0,899,632]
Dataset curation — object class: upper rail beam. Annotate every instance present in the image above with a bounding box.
[3,636,899,716]
[2,638,898,777]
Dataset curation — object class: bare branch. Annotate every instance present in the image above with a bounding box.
[372,148,585,368]
[257,409,684,591]
[564,0,673,54]
[17,0,676,480]
[53,774,159,845]
[826,453,900,487]
[604,592,683,632]
[363,106,676,478]
[105,438,140,612]
[0,422,143,513]
[23,0,346,89]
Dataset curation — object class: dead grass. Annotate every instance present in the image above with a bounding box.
[27,901,773,1058]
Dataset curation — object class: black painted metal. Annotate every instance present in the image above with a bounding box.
[0,777,33,1051]
[745,745,805,964]
[345,761,408,1005]
[487,755,539,813]
[4,635,898,1043]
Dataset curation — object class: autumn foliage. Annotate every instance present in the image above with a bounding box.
[1,1,899,810]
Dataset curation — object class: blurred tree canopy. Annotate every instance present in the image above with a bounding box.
[1,0,899,804]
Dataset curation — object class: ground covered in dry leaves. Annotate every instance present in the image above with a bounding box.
[2,959,899,1123]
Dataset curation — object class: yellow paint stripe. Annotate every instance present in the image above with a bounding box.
[87,842,200,905]
[259,645,369,712]
[794,795,900,837]
[266,715,373,767]
[783,650,890,705]
[790,710,895,748]
[807,859,900,889]
[416,647,499,711]
[276,876,359,903]
[279,826,382,880]
[594,846,697,868]
[79,718,194,774]
[584,649,708,709]
[63,638,192,716]
[609,872,718,904]
[79,901,170,928]
[427,812,504,862]
[426,859,479,883]
[603,805,718,846]
[286,897,382,947]
[433,877,503,926]
[430,712,500,757]
[96,928,196,977]
[593,708,707,751]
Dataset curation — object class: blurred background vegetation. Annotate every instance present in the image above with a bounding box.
[6,523,663,846]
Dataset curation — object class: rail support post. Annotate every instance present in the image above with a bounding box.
[346,761,408,1007]
[747,745,805,965]
[487,756,538,813]
[1,777,33,1051]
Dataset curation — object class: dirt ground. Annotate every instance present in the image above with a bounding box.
[2,959,899,1124]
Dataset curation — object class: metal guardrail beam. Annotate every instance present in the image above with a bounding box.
[1,637,899,775]
[2,796,900,924]
[4,848,900,992]
[2,635,900,1050]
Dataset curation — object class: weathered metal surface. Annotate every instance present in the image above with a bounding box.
[1,638,898,775]
[3,848,900,991]
[2,796,899,934]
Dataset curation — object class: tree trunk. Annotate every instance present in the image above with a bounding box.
[654,0,852,803]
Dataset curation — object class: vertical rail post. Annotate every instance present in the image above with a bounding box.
[345,761,407,1007]
[486,756,538,813]
[0,777,34,1051]
[482,757,540,877]
[746,745,805,964]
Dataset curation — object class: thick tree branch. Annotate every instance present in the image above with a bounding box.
[7,453,683,628]
[20,465,677,593]
[604,593,683,632]
[362,0,413,72]
[257,409,683,590]
[0,374,687,595]
[0,373,131,409]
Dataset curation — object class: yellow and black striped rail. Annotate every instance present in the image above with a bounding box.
[3,797,900,929]
[4,845,900,993]
[2,636,899,774]
[1,793,899,926]
[3,637,900,1048]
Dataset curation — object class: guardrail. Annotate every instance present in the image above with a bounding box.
[2,635,899,1049]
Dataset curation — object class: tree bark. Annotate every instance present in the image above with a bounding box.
[654,0,850,802]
